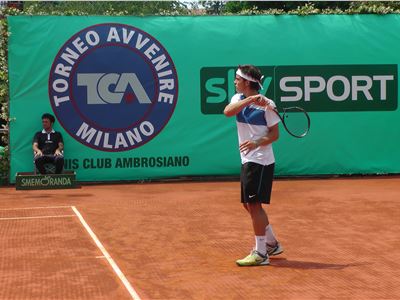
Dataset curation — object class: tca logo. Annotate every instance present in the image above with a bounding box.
[77,73,151,105]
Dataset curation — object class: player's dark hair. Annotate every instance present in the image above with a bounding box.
[42,113,55,124]
[238,65,263,91]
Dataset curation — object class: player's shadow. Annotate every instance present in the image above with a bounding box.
[269,258,368,270]
[23,194,53,199]
[23,192,87,199]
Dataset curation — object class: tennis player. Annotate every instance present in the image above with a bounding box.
[33,113,64,174]
[224,65,283,266]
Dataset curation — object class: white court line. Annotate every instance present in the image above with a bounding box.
[71,206,141,300]
[0,206,72,211]
[0,215,76,221]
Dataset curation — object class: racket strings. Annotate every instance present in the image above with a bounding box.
[281,107,310,138]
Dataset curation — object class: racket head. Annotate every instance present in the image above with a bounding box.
[279,106,310,138]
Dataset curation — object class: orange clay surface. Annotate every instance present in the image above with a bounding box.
[0,177,399,299]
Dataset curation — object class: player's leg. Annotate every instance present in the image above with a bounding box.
[53,155,64,174]
[236,162,269,266]
[240,164,250,213]
[259,163,284,256]
[265,223,283,256]
[247,202,268,253]
[34,155,48,174]
[236,203,270,266]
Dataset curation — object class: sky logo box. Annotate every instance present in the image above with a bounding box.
[201,64,397,114]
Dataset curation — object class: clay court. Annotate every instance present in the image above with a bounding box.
[1,176,399,300]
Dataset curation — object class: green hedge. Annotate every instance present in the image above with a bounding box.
[0,7,12,185]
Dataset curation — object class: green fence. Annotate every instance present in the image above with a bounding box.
[8,15,400,183]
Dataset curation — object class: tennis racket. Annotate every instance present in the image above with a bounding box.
[272,107,310,138]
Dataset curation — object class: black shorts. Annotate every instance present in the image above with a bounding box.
[241,162,275,204]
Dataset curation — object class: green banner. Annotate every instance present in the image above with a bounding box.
[8,15,400,183]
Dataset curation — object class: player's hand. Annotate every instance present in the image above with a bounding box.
[254,95,276,110]
[239,140,258,155]
[248,95,259,101]
[247,95,263,106]
[55,149,63,157]
[34,150,43,157]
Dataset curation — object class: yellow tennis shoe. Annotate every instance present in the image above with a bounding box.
[236,250,270,266]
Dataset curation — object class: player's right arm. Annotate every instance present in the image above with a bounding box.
[223,95,258,117]
[32,133,43,157]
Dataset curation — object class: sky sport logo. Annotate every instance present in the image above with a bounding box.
[200,65,397,114]
[49,23,178,152]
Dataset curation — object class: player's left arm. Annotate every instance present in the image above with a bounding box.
[255,104,281,146]
[255,124,279,146]
[55,133,64,156]
[239,124,279,153]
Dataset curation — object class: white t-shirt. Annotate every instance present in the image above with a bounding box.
[230,93,281,166]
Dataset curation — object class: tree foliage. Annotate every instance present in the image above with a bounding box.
[200,1,400,15]
[22,1,188,16]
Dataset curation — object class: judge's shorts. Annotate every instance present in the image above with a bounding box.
[241,162,275,204]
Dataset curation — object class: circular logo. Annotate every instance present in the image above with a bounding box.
[49,23,178,152]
